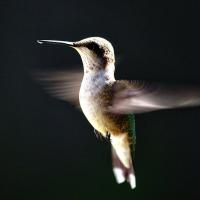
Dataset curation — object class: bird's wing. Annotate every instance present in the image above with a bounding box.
[109,80,200,114]
[32,69,83,107]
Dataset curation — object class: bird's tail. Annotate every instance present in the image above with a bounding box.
[111,134,136,189]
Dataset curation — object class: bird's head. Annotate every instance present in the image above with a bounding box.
[37,37,115,75]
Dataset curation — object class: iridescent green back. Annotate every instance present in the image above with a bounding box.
[127,114,136,158]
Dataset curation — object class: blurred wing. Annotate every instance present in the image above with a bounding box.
[32,69,83,107]
[109,80,200,114]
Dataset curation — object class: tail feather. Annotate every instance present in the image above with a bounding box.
[112,146,136,189]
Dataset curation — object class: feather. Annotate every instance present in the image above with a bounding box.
[109,80,200,114]
[32,69,83,107]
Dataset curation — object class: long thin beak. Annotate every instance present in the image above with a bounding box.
[37,40,74,47]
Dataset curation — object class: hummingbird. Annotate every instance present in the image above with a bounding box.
[36,37,200,189]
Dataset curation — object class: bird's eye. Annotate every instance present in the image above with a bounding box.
[87,42,99,51]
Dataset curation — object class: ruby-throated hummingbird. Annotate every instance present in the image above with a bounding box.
[36,37,200,189]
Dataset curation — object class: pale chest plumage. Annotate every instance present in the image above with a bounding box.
[79,72,112,136]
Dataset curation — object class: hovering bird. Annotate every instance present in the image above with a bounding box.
[37,37,200,189]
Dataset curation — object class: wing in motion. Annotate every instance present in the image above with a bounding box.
[109,80,200,114]
[32,69,200,114]
[32,69,83,107]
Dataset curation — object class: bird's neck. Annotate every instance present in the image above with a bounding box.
[83,63,115,84]
[80,63,115,97]
[79,50,115,81]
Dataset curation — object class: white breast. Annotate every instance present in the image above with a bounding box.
[79,71,109,135]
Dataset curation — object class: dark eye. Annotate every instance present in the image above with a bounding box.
[87,42,99,51]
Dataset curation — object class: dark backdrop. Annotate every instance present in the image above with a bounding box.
[1,0,200,199]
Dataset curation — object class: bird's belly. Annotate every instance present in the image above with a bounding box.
[79,76,133,137]
[80,97,108,136]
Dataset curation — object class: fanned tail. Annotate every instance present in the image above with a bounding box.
[111,142,136,189]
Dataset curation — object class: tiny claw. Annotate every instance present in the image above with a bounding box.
[106,132,111,142]
[94,129,104,140]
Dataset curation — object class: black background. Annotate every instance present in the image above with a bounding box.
[1,0,200,199]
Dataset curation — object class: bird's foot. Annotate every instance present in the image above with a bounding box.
[94,129,104,140]
[94,129,111,142]
[106,132,111,143]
